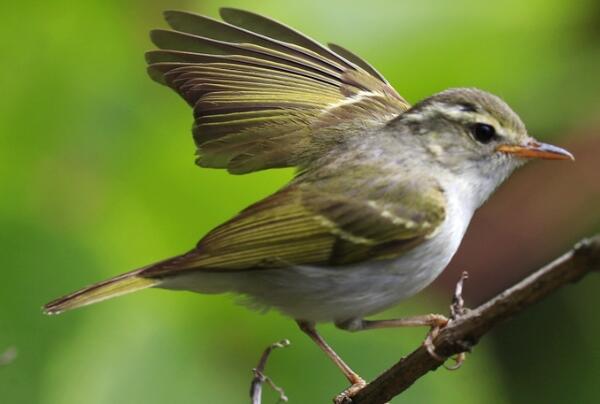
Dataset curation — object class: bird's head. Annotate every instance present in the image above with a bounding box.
[399,87,573,165]
[391,87,573,207]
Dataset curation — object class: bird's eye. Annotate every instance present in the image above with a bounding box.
[471,123,497,144]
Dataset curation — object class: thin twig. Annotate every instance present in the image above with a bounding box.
[0,347,17,366]
[250,339,291,404]
[445,271,469,370]
[351,235,600,404]
[450,271,469,319]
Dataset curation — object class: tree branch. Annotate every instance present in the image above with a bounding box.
[351,235,600,404]
[250,339,290,404]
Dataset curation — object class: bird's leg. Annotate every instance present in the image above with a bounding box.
[336,271,471,369]
[336,314,449,362]
[336,315,454,366]
[296,320,365,403]
[335,314,449,332]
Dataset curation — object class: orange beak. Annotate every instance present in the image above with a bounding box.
[496,141,574,161]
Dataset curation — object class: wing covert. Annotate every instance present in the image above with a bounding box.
[141,179,445,278]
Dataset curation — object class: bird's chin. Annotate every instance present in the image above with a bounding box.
[511,156,531,170]
[465,154,523,209]
[508,154,530,168]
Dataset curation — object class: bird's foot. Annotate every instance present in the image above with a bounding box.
[334,377,367,404]
[423,315,449,361]
[424,271,470,369]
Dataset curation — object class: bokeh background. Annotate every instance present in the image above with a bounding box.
[1,0,599,403]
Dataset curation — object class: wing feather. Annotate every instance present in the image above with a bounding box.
[141,179,446,277]
[219,8,357,70]
[147,9,410,174]
[146,8,408,174]
[327,43,388,83]
[165,10,348,73]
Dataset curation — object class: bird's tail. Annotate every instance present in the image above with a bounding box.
[43,269,159,315]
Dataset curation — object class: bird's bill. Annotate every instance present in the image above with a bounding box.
[496,141,574,160]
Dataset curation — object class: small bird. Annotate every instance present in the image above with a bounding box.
[44,8,573,400]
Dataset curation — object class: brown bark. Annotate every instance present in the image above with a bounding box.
[350,235,600,404]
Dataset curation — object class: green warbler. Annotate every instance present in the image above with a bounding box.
[44,8,573,401]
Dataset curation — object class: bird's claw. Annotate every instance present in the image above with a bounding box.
[423,320,446,362]
[334,378,367,404]
[423,318,467,369]
[444,351,467,370]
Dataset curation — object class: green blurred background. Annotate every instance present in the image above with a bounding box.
[1,0,599,403]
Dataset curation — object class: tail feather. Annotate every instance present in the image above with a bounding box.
[43,270,159,315]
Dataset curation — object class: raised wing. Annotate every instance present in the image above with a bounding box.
[141,178,445,277]
[146,8,410,174]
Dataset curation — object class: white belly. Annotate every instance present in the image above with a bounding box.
[161,195,472,323]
